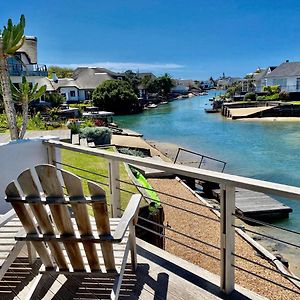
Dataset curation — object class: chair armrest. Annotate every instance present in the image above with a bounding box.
[113,194,141,242]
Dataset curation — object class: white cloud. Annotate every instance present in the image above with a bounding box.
[48,61,184,72]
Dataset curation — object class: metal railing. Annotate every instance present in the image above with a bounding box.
[174,147,227,172]
[8,63,48,77]
[44,139,300,296]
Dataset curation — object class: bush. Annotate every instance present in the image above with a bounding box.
[244,92,256,101]
[79,126,111,145]
[45,93,65,108]
[26,112,46,130]
[265,93,279,100]
[118,147,148,158]
[66,119,80,134]
[263,85,280,95]
[256,95,266,101]
[279,91,290,101]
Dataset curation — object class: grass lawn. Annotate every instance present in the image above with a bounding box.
[60,148,143,214]
[288,101,300,105]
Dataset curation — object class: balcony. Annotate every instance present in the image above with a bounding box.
[0,137,299,299]
[8,63,48,77]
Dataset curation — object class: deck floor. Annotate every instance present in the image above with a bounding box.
[0,239,264,300]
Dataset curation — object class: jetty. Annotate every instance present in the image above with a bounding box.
[211,187,292,221]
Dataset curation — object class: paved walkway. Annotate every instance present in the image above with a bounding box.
[0,129,70,144]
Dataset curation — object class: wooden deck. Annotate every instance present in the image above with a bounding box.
[0,239,265,299]
[212,188,292,221]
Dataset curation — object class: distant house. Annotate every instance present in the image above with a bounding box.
[252,67,276,92]
[37,67,126,103]
[265,61,300,92]
[171,79,197,94]
[8,36,48,84]
[217,77,241,90]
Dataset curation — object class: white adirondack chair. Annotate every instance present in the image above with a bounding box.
[5,164,141,299]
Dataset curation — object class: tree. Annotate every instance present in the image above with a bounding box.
[0,15,25,140]
[92,80,139,114]
[156,73,174,98]
[11,76,46,138]
[48,66,74,78]
[124,70,140,95]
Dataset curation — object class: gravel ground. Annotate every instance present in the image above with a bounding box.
[148,178,300,300]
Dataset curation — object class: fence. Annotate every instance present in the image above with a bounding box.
[40,139,300,297]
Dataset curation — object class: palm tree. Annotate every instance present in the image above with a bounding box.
[11,76,46,138]
[0,15,25,140]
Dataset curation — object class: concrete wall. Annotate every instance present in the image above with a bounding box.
[0,137,60,214]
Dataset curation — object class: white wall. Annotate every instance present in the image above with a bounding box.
[78,90,86,101]
[60,87,79,101]
[266,76,300,92]
[0,137,60,214]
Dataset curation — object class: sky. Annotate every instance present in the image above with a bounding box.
[2,0,300,80]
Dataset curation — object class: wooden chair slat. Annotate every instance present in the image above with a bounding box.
[88,181,116,272]
[35,164,64,197]
[17,169,39,197]
[61,170,100,271]
[5,182,20,198]
[9,202,53,269]
[35,165,84,271]
[18,168,68,270]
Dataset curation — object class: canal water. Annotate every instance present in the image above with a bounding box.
[115,91,300,233]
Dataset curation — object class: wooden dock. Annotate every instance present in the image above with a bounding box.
[212,187,292,221]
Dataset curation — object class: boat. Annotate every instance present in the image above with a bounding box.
[160,101,168,105]
[148,104,158,108]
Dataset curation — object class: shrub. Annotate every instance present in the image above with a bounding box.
[118,147,148,158]
[66,119,80,134]
[45,93,65,108]
[244,92,256,101]
[256,95,266,101]
[79,126,111,145]
[265,93,279,100]
[263,85,280,95]
[279,91,290,101]
[26,112,47,130]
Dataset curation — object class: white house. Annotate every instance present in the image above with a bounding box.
[8,36,48,86]
[265,61,300,92]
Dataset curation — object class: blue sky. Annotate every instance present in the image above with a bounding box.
[3,0,300,79]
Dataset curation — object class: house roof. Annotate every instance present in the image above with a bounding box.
[137,72,157,79]
[53,78,80,89]
[72,67,121,89]
[34,77,55,91]
[265,62,300,77]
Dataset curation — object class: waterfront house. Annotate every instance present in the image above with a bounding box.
[252,67,276,92]
[265,61,300,92]
[8,36,48,84]
[36,67,126,103]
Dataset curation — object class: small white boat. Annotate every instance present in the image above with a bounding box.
[160,101,168,105]
[148,104,158,108]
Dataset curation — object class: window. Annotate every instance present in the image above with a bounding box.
[70,91,76,97]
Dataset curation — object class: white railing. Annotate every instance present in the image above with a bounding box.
[43,139,300,295]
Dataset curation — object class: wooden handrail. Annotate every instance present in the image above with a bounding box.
[44,139,300,200]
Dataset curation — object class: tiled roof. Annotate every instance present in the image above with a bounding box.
[265,62,300,77]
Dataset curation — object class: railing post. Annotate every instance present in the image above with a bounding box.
[109,160,121,217]
[47,144,57,167]
[220,184,235,294]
